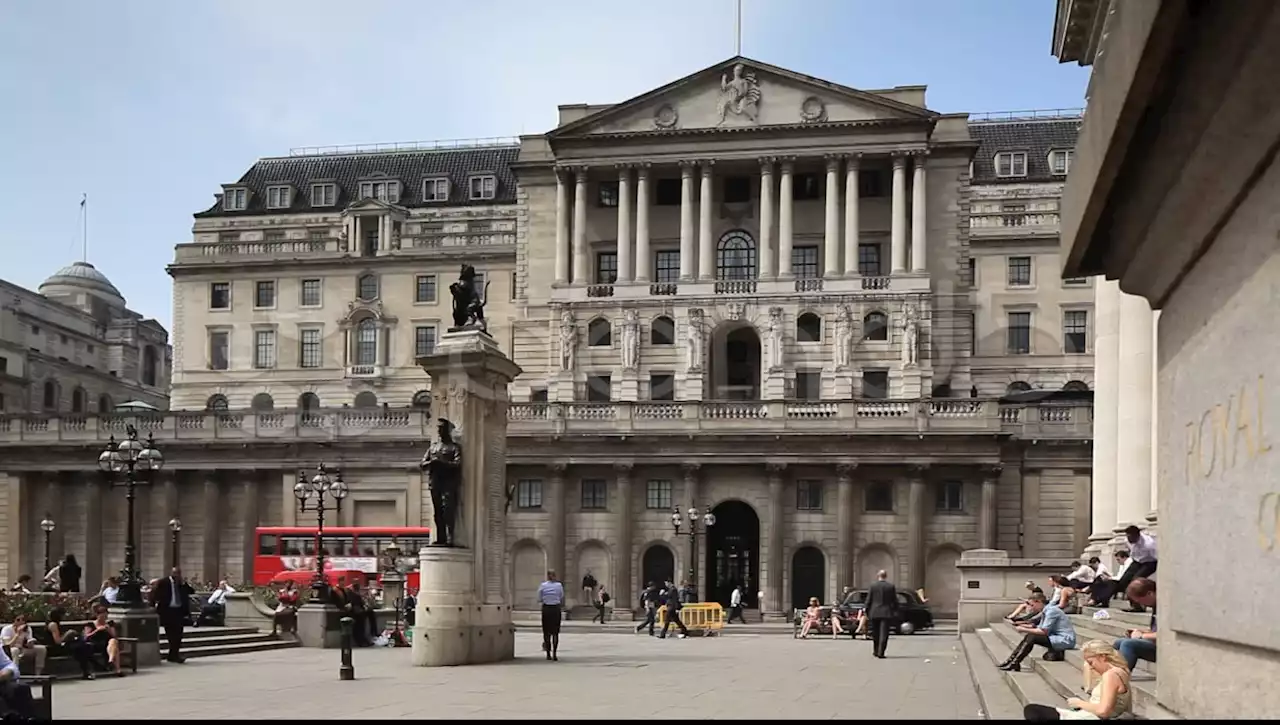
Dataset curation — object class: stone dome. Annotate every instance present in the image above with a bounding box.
[39,261,126,307]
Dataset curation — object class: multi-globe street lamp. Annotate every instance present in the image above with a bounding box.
[293,464,347,599]
[381,539,410,647]
[97,425,164,607]
[671,505,716,601]
[39,514,56,577]
[168,517,183,569]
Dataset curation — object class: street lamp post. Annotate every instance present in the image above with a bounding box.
[40,514,56,579]
[671,504,716,602]
[381,539,409,647]
[293,464,348,600]
[98,424,163,607]
[168,517,182,570]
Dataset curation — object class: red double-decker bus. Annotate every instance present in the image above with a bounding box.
[252,526,432,590]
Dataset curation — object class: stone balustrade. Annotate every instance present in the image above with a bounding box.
[172,230,515,264]
[0,399,1093,444]
[967,211,1061,237]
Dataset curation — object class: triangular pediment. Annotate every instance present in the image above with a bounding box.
[342,197,405,214]
[550,57,936,139]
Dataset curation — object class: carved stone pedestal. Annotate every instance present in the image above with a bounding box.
[296,602,344,648]
[828,369,855,399]
[763,371,787,399]
[617,371,639,402]
[677,371,704,401]
[550,374,575,403]
[107,607,161,666]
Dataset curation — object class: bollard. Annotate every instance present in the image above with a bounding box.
[339,616,355,681]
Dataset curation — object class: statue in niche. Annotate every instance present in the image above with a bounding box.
[833,305,854,370]
[901,303,920,368]
[620,308,640,371]
[337,227,349,253]
[421,418,462,547]
[558,310,577,372]
[717,63,761,125]
[686,308,705,373]
[766,306,785,372]
[448,263,489,332]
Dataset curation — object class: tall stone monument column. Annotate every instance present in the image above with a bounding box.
[412,326,522,667]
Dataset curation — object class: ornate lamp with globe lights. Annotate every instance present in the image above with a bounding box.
[97,424,163,607]
[293,464,347,599]
[671,504,716,602]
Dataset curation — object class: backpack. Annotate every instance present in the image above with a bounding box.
[601,591,611,604]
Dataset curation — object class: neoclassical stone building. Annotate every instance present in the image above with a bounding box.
[0,57,1094,620]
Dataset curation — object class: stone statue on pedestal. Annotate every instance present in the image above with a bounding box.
[901,303,919,368]
[449,264,489,332]
[421,418,462,547]
[558,310,577,372]
[766,306,785,371]
[833,305,853,370]
[620,308,640,371]
[686,308,705,372]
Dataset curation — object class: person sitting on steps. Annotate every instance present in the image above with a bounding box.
[998,592,1076,671]
[1023,640,1133,721]
[1111,578,1158,671]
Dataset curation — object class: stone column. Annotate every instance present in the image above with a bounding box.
[778,159,795,278]
[1116,292,1155,527]
[1089,278,1121,547]
[572,167,589,285]
[616,166,633,283]
[891,154,908,274]
[979,465,1002,550]
[241,474,260,586]
[681,463,700,591]
[679,162,696,280]
[84,476,104,589]
[758,158,776,279]
[554,169,570,285]
[843,154,861,276]
[547,463,567,599]
[907,466,927,590]
[614,463,634,613]
[835,464,856,590]
[765,463,786,617]
[824,155,842,278]
[1149,309,1161,522]
[697,162,715,281]
[634,166,651,283]
[910,153,928,273]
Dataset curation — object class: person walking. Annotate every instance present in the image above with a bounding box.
[866,569,899,659]
[537,570,565,661]
[634,582,660,636]
[592,585,611,623]
[727,583,747,624]
[658,585,689,639]
[149,566,194,664]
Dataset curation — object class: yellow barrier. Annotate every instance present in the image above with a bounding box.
[656,602,725,635]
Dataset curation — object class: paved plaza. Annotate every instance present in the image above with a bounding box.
[52,627,982,719]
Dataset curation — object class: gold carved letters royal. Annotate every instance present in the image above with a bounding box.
[1184,374,1272,483]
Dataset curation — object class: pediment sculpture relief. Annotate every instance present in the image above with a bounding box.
[717,63,761,126]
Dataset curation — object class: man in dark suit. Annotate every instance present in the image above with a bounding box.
[150,566,194,663]
[865,569,899,659]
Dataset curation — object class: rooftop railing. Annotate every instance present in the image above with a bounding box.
[286,137,520,157]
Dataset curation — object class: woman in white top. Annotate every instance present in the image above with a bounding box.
[1023,640,1133,720]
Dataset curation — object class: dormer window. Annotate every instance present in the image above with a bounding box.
[1049,149,1074,175]
[266,185,292,209]
[223,187,248,211]
[423,177,450,202]
[359,180,400,203]
[311,183,337,207]
[994,152,1028,178]
[469,175,497,201]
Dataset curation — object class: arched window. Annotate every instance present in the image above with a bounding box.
[412,391,432,408]
[588,317,611,347]
[206,394,229,412]
[1006,381,1032,394]
[357,273,379,301]
[142,345,159,387]
[355,318,378,366]
[796,312,822,343]
[98,394,113,413]
[863,311,888,341]
[1062,380,1090,392]
[297,392,320,410]
[651,316,675,345]
[251,393,275,411]
[354,391,379,408]
[716,229,757,280]
[71,388,86,413]
[42,381,57,411]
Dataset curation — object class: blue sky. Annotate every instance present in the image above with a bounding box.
[0,0,1087,330]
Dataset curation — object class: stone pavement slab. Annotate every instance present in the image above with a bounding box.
[51,630,982,719]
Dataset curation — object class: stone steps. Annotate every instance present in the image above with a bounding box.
[961,633,1025,720]
[159,625,299,659]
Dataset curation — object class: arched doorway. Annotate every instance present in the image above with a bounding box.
[641,544,675,591]
[709,324,762,400]
[790,546,826,610]
[925,546,963,618]
[706,500,760,607]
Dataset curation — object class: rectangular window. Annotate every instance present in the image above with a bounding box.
[515,479,543,510]
[936,480,964,512]
[995,152,1028,178]
[263,231,285,243]
[795,371,821,400]
[858,243,882,277]
[865,482,894,512]
[723,176,751,203]
[796,480,823,511]
[469,175,497,201]
[587,375,611,402]
[646,480,673,510]
[359,181,400,202]
[649,373,675,401]
[655,250,680,283]
[1007,256,1032,287]
[310,183,337,207]
[858,169,885,198]
[1007,312,1032,354]
[414,325,437,358]
[266,185,291,209]
[967,257,977,286]
[1063,310,1088,354]
[300,279,322,307]
[792,245,819,279]
[299,329,322,369]
[217,232,240,243]
[253,329,276,369]
[580,479,607,510]
[223,188,247,211]
[862,370,889,399]
[1049,149,1073,175]
[595,251,618,284]
[597,180,619,208]
[655,178,681,205]
[793,173,821,200]
[422,178,449,202]
[254,280,276,308]
[309,229,327,241]
[208,331,230,371]
[209,282,231,310]
[415,274,437,303]
[1063,277,1089,286]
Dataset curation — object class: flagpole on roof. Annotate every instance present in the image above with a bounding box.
[735,0,743,56]
[81,193,88,262]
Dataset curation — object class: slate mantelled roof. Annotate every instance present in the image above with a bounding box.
[968,118,1080,184]
[195,144,521,218]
